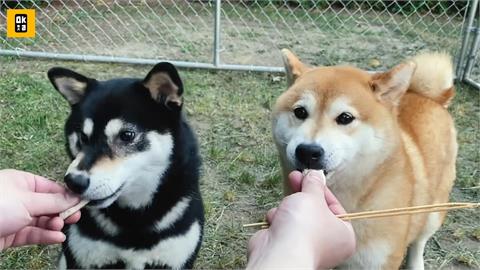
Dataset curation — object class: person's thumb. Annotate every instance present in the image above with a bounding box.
[24,192,80,217]
[301,170,326,196]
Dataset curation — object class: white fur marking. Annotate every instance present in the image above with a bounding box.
[66,153,89,178]
[83,131,173,209]
[327,97,358,120]
[154,197,191,232]
[68,133,79,156]
[67,225,118,267]
[407,212,441,270]
[293,91,316,115]
[90,209,120,236]
[58,253,66,269]
[104,119,123,138]
[344,240,391,269]
[116,132,173,209]
[83,118,94,137]
[150,221,201,268]
[67,221,201,269]
[274,94,385,182]
[411,52,453,96]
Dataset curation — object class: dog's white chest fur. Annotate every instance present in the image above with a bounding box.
[62,221,201,269]
[341,240,392,269]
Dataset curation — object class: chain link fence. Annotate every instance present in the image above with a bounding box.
[457,3,480,89]
[0,0,478,87]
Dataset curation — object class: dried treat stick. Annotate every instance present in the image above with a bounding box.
[302,169,326,184]
[60,199,89,219]
[243,202,479,228]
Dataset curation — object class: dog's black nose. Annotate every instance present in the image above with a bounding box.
[295,143,325,169]
[64,173,89,194]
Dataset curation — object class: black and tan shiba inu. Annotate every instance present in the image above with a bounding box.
[48,63,204,269]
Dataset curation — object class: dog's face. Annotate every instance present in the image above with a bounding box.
[273,50,415,184]
[49,63,184,209]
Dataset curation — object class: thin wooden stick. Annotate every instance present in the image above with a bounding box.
[339,204,479,221]
[243,202,479,228]
[60,199,90,219]
[337,202,477,219]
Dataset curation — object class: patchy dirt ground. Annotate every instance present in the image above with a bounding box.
[0,57,478,269]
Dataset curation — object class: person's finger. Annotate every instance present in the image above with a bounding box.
[10,227,66,247]
[344,222,356,254]
[30,175,67,194]
[29,216,52,229]
[29,216,64,231]
[247,229,268,257]
[288,171,303,193]
[24,192,80,217]
[46,217,64,231]
[29,216,49,228]
[324,186,348,215]
[301,170,326,196]
[266,207,277,223]
[64,211,81,224]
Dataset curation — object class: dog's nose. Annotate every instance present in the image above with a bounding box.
[64,173,90,194]
[295,143,324,169]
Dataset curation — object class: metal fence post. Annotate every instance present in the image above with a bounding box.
[463,16,480,77]
[213,0,221,67]
[463,8,480,90]
[456,0,478,80]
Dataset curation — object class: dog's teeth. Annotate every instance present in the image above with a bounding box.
[60,199,90,220]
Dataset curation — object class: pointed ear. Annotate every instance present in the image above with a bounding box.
[370,61,416,105]
[143,62,183,108]
[281,49,309,86]
[48,67,90,105]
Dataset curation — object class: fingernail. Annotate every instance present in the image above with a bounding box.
[307,170,326,185]
[60,233,66,242]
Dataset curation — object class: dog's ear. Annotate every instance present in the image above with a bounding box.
[281,49,309,86]
[143,62,183,108]
[48,67,91,105]
[370,61,416,106]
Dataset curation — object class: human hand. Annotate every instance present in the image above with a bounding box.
[247,170,356,269]
[0,169,81,250]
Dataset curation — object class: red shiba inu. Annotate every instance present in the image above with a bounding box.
[272,50,457,269]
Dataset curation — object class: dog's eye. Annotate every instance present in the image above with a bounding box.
[119,130,136,143]
[293,107,308,120]
[336,112,355,125]
[79,132,89,144]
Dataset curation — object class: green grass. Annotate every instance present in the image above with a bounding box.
[0,57,478,269]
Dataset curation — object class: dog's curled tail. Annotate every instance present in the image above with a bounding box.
[409,52,455,108]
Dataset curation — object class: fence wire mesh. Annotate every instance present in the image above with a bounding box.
[1,1,215,64]
[0,0,476,76]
